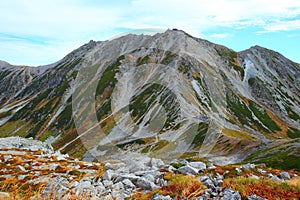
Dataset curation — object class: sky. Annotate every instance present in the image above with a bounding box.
[1,0,300,66]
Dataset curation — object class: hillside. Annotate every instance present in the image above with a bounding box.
[0,29,299,170]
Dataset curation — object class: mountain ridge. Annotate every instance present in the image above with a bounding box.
[0,29,299,170]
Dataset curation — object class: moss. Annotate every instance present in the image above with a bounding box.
[171,162,186,169]
[95,55,124,97]
[137,55,150,66]
[285,105,300,121]
[0,110,12,119]
[191,123,209,146]
[249,100,281,132]
[129,83,180,131]
[116,139,146,148]
[161,52,177,65]
[248,77,255,86]
[287,127,300,139]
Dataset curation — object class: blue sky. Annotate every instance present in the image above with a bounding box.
[1,0,300,66]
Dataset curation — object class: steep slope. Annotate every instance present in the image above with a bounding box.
[0,30,299,169]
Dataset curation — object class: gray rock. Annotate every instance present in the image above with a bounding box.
[151,193,172,200]
[242,163,255,171]
[198,175,210,182]
[102,169,116,181]
[271,175,281,182]
[251,175,260,179]
[148,158,165,169]
[222,187,241,200]
[3,155,12,162]
[122,179,136,188]
[142,173,155,183]
[235,167,242,174]
[71,181,79,188]
[15,165,26,172]
[257,168,266,174]
[178,165,198,175]
[246,194,267,200]
[112,182,124,190]
[79,180,92,188]
[114,173,140,183]
[103,180,114,188]
[136,177,159,191]
[188,161,206,171]
[104,162,126,171]
[280,172,290,180]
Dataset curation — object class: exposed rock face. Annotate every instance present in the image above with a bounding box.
[0,29,299,170]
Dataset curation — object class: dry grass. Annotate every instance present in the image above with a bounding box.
[131,174,206,199]
[223,177,300,199]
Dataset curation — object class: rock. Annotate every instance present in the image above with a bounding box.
[15,165,26,172]
[122,179,136,189]
[151,193,171,200]
[215,173,223,180]
[142,174,155,183]
[187,161,206,171]
[223,187,241,200]
[71,181,79,188]
[114,174,140,183]
[246,194,267,200]
[103,180,113,188]
[136,177,159,191]
[257,168,266,174]
[178,165,198,175]
[242,163,255,171]
[280,172,290,180]
[198,175,210,182]
[271,175,281,182]
[104,162,126,171]
[3,155,12,162]
[235,167,242,174]
[251,175,259,179]
[111,182,124,190]
[207,162,216,169]
[102,169,116,181]
[148,158,165,169]
[167,165,177,172]
[49,163,59,171]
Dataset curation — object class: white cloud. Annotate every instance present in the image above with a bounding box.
[1,0,300,65]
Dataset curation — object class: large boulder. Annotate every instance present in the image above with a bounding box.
[177,165,198,175]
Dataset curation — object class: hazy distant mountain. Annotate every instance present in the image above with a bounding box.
[0,30,299,169]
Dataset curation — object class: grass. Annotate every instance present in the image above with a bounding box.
[223,177,300,199]
[130,174,206,199]
[222,129,254,140]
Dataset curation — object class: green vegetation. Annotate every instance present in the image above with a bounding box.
[216,47,244,80]
[137,55,150,66]
[95,55,124,97]
[161,51,177,65]
[244,147,300,171]
[249,100,281,132]
[129,83,180,131]
[287,127,300,139]
[285,105,300,121]
[191,123,209,146]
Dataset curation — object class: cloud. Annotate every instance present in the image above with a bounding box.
[1,0,300,65]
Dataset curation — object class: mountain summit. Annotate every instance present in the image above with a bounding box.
[0,29,299,169]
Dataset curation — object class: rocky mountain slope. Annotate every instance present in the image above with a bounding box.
[0,29,299,170]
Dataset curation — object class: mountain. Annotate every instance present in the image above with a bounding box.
[0,29,299,170]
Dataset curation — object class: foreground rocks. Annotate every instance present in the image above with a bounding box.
[1,137,299,199]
